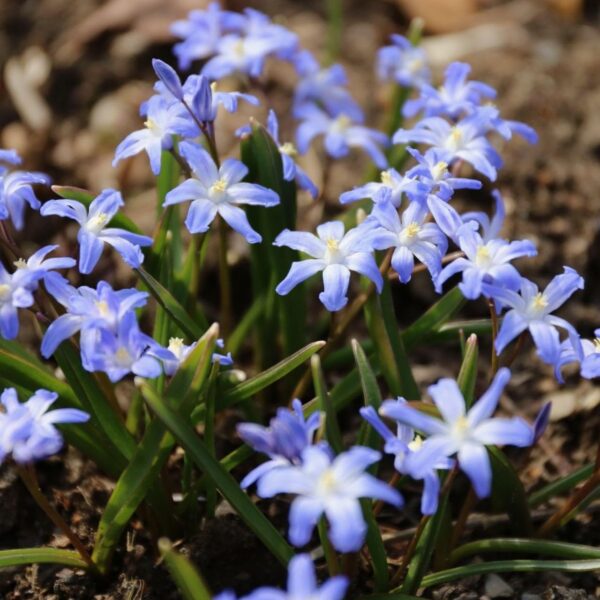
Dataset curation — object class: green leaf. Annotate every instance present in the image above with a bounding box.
[400,488,451,595]
[402,287,465,349]
[136,266,207,339]
[528,464,594,507]
[418,559,600,590]
[159,539,212,600]
[0,548,89,570]
[241,120,305,362]
[220,341,325,409]
[450,538,600,565]
[489,446,532,535]
[51,185,142,234]
[353,340,383,452]
[311,354,342,453]
[361,499,390,592]
[456,334,478,408]
[142,383,294,566]
[92,325,219,573]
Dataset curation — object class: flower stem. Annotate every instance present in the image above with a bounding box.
[488,300,499,375]
[17,464,97,572]
[218,216,232,337]
[318,517,340,576]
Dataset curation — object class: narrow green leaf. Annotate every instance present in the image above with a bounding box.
[51,185,142,234]
[92,325,219,572]
[400,487,451,594]
[529,464,594,507]
[353,340,383,452]
[402,287,465,349]
[456,334,478,408]
[489,446,532,535]
[159,539,211,600]
[418,559,600,590]
[0,548,89,570]
[311,354,342,453]
[450,538,600,565]
[136,266,207,339]
[361,498,389,592]
[220,341,325,408]
[143,384,294,566]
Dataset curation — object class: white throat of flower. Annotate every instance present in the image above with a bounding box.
[0,283,11,302]
[279,142,297,157]
[331,114,351,135]
[168,337,186,360]
[86,212,110,234]
[400,222,421,246]
[324,237,344,264]
[144,118,162,136]
[114,346,133,367]
[450,415,470,444]
[431,161,449,181]
[475,245,493,269]
[13,258,27,270]
[316,468,339,496]
[445,127,464,153]
[527,292,549,319]
[209,178,229,203]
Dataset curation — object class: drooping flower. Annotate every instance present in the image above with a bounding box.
[0,168,50,230]
[274,221,383,312]
[292,53,363,121]
[164,141,279,243]
[113,96,197,175]
[366,193,448,283]
[360,405,452,514]
[484,267,584,366]
[157,336,233,376]
[435,223,537,300]
[0,388,89,464]
[41,281,148,359]
[237,399,321,489]
[0,261,37,340]
[257,444,403,552]
[83,311,166,383]
[380,368,533,498]
[403,62,496,119]
[377,34,430,88]
[40,190,153,275]
[296,104,389,169]
[339,166,427,207]
[11,245,75,292]
[393,108,503,181]
[556,332,600,381]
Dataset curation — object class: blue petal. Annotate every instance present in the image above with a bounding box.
[218,203,262,243]
[276,259,324,295]
[467,367,510,426]
[457,442,492,498]
[77,230,104,275]
[319,264,351,312]
[184,199,218,234]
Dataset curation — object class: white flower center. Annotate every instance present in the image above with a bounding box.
[114,346,132,367]
[279,142,297,157]
[445,127,463,153]
[13,258,27,270]
[168,337,185,360]
[324,238,343,264]
[86,212,110,234]
[594,338,600,353]
[0,284,11,302]
[451,415,470,443]
[527,292,548,318]
[96,300,110,317]
[399,222,421,246]
[317,468,338,496]
[475,245,492,268]
[144,118,162,136]
[431,161,448,181]
[209,178,228,202]
[408,435,423,452]
[331,114,351,134]
[380,170,393,186]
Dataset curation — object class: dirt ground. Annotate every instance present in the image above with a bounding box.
[2,0,600,598]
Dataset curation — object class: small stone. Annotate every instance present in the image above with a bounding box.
[485,573,514,598]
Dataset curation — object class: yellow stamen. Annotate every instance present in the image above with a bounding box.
[326,238,339,252]
[405,222,421,239]
[168,337,185,352]
[144,118,159,132]
[532,293,548,310]
[13,258,27,269]
[210,179,228,195]
[408,435,423,451]
[332,114,351,132]
[594,338,600,352]
[432,161,448,180]
[475,245,491,266]
[279,142,297,157]
[380,170,393,186]
[96,301,110,317]
[318,469,337,494]
[0,284,10,300]
[115,347,131,366]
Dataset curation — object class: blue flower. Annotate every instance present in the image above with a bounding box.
[0,169,50,230]
[403,62,496,119]
[237,399,321,488]
[12,245,75,291]
[460,189,506,243]
[40,190,153,274]
[0,261,37,339]
[83,311,165,383]
[172,2,246,70]
[274,221,383,312]
[366,194,448,283]
[377,34,430,88]
[436,223,537,300]
[484,267,584,366]
[200,9,298,80]
[164,141,279,243]
[0,149,22,166]
[0,388,89,464]
[296,105,389,169]
[360,406,452,514]
[156,337,233,376]
[293,54,363,121]
[113,96,197,175]
[256,444,402,552]
[406,147,482,199]
[212,338,234,366]
[557,332,600,381]
[380,368,533,498]
[41,281,148,359]
[340,167,427,207]
[241,554,348,600]
[393,108,503,181]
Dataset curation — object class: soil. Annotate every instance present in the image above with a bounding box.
[1,0,600,598]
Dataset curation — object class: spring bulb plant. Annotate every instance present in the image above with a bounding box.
[1,2,599,599]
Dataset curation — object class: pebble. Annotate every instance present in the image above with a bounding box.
[485,573,514,598]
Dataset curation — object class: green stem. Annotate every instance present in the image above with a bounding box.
[218,216,232,336]
[318,517,340,576]
[325,0,343,65]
